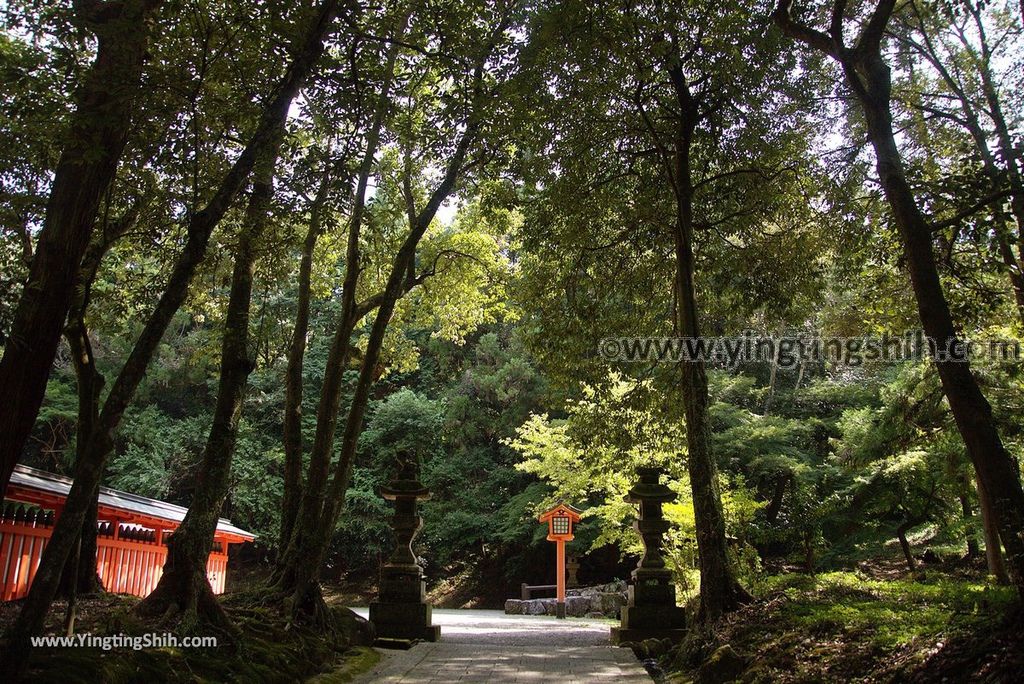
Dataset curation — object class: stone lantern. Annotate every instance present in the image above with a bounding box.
[368,454,440,642]
[566,554,581,589]
[610,466,686,643]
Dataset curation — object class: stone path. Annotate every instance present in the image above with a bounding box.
[350,609,653,683]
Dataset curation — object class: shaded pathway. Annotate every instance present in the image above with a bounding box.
[350,609,653,682]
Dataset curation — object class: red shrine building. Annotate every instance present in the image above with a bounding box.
[1,465,254,601]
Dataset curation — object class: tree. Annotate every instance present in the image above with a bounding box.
[0,0,164,500]
[513,0,827,621]
[2,0,344,669]
[774,0,1024,595]
[272,1,524,623]
[890,2,1024,328]
[135,127,283,633]
[277,5,410,556]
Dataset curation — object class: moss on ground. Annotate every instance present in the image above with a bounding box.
[667,570,1022,683]
[305,647,380,683]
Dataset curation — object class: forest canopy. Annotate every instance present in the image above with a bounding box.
[1,0,1024,681]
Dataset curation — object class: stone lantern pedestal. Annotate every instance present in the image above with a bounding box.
[611,467,686,644]
[369,477,440,642]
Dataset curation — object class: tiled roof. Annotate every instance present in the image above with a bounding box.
[9,464,255,541]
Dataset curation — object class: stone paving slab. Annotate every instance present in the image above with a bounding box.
[353,642,652,683]
[350,609,653,683]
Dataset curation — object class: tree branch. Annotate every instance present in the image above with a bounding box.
[931,189,1012,231]
[772,0,839,57]
[856,0,897,56]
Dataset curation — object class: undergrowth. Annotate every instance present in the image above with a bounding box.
[667,570,1022,683]
[7,594,376,684]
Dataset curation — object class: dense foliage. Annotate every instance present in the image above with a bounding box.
[2,0,1024,679]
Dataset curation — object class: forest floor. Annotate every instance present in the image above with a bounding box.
[326,565,513,609]
[0,591,378,683]
[2,560,1021,682]
[667,565,1024,683]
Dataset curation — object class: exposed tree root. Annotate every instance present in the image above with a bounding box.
[135,567,240,641]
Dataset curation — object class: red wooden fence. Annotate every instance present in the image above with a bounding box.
[1,504,229,601]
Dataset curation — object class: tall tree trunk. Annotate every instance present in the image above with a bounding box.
[957,472,980,560]
[897,520,916,572]
[764,473,790,525]
[978,476,1010,583]
[775,0,1024,598]
[663,59,750,624]
[58,319,104,599]
[275,13,408,597]
[763,323,785,415]
[59,201,142,599]
[137,130,282,633]
[1,2,341,670]
[278,119,479,624]
[280,169,333,551]
[0,0,163,500]
[803,529,816,574]
[60,312,103,600]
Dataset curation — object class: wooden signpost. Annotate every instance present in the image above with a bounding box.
[538,502,581,619]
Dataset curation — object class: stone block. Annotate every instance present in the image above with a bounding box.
[504,599,523,615]
[369,600,440,641]
[594,591,627,616]
[565,596,591,617]
[523,599,547,615]
[369,600,431,625]
[628,582,676,607]
[371,623,440,642]
[610,625,687,645]
[379,575,426,603]
[620,603,685,630]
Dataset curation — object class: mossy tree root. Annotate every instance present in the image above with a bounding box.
[135,565,240,641]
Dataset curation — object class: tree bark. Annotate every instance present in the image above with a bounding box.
[803,529,816,574]
[775,0,1024,598]
[137,129,282,633]
[280,169,332,551]
[1,1,341,669]
[960,493,979,560]
[764,473,790,525]
[978,475,1010,583]
[957,472,980,559]
[897,520,916,572]
[0,0,163,500]
[58,323,104,599]
[59,198,143,599]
